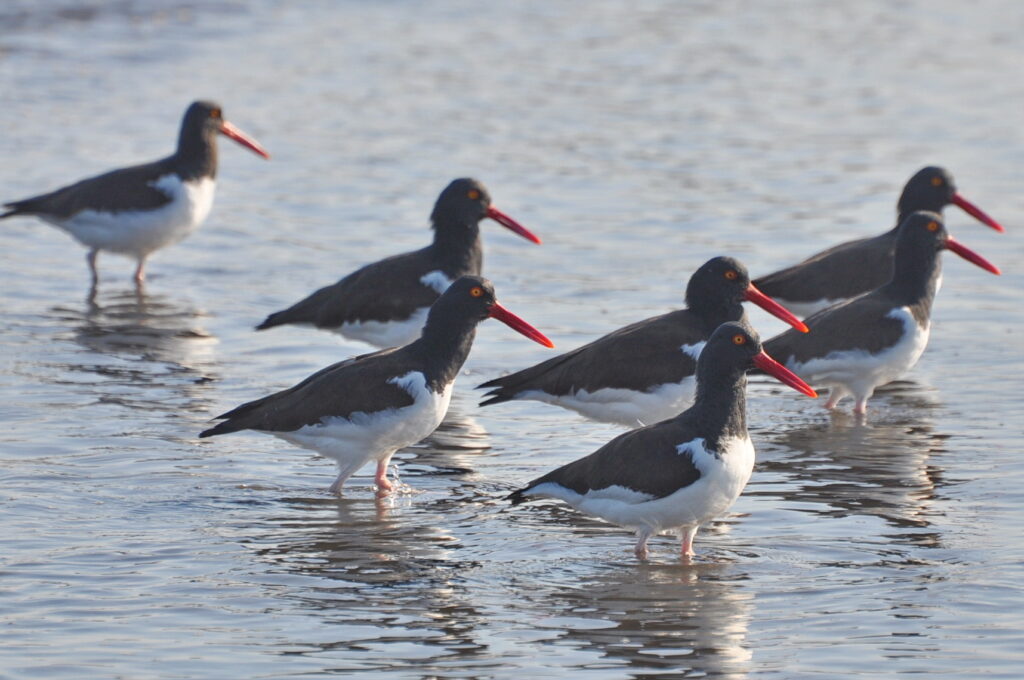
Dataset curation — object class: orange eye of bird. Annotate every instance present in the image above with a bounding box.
[732,334,746,345]
[470,286,484,298]
[927,221,939,232]
[724,270,738,280]
[931,176,943,187]
[467,189,481,200]
[209,108,221,119]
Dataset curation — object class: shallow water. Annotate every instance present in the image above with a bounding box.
[1,1,1023,678]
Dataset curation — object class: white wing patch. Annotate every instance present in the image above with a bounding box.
[680,341,706,361]
[419,270,454,294]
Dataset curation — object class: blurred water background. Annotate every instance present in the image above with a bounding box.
[1,1,1022,677]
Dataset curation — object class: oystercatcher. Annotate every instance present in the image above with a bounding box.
[477,256,808,426]
[509,320,817,561]
[754,167,1004,316]
[2,100,269,286]
[255,178,541,349]
[201,276,553,496]
[763,211,1001,414]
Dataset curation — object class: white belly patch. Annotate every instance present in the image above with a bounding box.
[48,175,215,257]
[271,371,452,475]
[789,306,929,398]
[528,435,755,534]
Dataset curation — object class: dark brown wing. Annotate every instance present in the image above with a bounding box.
[199,347,418,436]
[512,419,701,502]
[754,232,895,304]
[764,292,910,364]
[479,309,705,404]
[2,159,176,219]
[256,247,444,330]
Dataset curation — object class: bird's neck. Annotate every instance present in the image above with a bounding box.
[687,298,744,336]
[174,127,218,181]
[408,314,478,392]
[896,202,945,229]
[430,221,483,276]
[885,242,941,309]
[682,370,748,448]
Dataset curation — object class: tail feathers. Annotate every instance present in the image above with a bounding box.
[507,487,530,505]
[199,419,244,438]
[254,312,284,331]
[475,375,519,407]
[478,388,515,407]
[2,197,42,218]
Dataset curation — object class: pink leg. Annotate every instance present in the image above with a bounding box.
[133,258,147,284]
[825,388,846,410]
[87,249,99,286]
[680,525,698,560]
[374,460,394,497]
[852,387,874,415]
[634,531,652,560]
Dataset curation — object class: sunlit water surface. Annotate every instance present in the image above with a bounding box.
[1,1,1023,678]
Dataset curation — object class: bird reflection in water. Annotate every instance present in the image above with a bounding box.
[755,379,949,544]
[240,493,490,671]
[397,394,492,484]
[48,286,219,415]
[526,563,753,678]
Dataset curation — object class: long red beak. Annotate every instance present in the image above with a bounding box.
[486,205,542,244]
[487,302,555,348]
[753,350,817,398]
[951,192,1004,233]
[219,120,271,159]
[943,236,1001,275]
[745,283,809,333]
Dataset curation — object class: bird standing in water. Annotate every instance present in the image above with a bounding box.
[202,276,554,496]
[255,178,541,349]
[754,167,1004,316]
[509,320,816,561]
[478,256,807,426]
[2,101,269,288]
[763,211,1001,414]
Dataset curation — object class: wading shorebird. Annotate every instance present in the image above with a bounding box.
[763,211,1000,415]
[509,320,816,562]
[478,256,808,426]
[255,178,541,349]
[202,276,554,496]
[2,100,269,286]
[754,167,1003,316]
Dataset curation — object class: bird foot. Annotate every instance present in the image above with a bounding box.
[633,531,652,561]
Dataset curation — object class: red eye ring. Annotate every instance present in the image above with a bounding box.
[470,286,484,298]
[467,189,481,200]
[927,221,939,232]
[725,270,738,280]
[732,334,746,345]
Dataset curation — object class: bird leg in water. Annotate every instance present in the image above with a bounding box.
[824,386,849,410]
[374,459,394,496]
[87,249,99,288]
[133,257,147,284]
[680,525,698,560]
[634,530,652,560]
